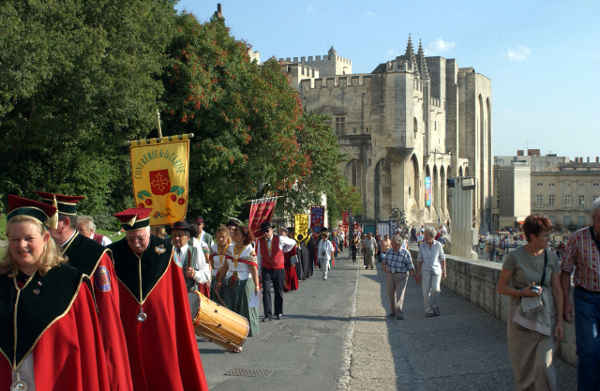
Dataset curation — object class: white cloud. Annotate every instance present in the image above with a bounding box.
[366,10,376,16]
[506,45,531,62]
[426,38,456,55]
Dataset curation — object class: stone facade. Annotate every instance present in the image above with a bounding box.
[493,162,531,229]
[531,160,600,229]
[281,37,493,229]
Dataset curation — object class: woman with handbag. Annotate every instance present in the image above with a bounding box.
[497,215,564,391]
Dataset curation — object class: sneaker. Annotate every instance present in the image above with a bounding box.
[425,312,436,318]
[433,307,440,316]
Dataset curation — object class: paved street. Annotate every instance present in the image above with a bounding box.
[197,254,577,390]
[198,255,359,391]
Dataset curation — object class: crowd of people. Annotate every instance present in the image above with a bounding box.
[0,191,351,390]
[3,190,600,391]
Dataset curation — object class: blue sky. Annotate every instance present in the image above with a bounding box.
[176,1,599,160]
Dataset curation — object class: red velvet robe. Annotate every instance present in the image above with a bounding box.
[110,236,208,391]
[0,268,111,391]
[64,232,133,390]
[283,246,299,292]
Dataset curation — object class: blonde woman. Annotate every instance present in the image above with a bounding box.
[210,225,231,301]
[0,195,111,391]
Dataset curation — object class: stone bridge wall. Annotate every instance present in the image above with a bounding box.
[409,248,577,366]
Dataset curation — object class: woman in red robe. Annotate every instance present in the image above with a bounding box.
[280,227,299,292]
[0,195,111,391]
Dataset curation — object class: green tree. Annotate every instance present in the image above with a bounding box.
[0,0,176,214]
[160,12,309,228]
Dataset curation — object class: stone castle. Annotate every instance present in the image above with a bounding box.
[280,37,493,230]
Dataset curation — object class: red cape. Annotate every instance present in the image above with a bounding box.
[117,256,208,391]
[0,276,111,391]
[283,246,298,291]
[93,253,134,390]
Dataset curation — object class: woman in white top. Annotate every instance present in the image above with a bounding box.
[218,225,260,343]
[209,225,231,302]
[318,228,335,280]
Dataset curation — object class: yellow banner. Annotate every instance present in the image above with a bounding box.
[129,137,190,226]
[294,214,309,242]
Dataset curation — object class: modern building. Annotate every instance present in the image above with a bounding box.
[280,37,493,230]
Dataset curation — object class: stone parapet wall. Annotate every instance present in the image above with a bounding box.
[409,248,577,366]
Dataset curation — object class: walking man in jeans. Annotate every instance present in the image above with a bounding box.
[561,197,600,391]
[383,234,415,320]
[416,227,446,317]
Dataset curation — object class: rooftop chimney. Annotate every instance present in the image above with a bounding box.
[596,157,599,163]
[517,150,524,156]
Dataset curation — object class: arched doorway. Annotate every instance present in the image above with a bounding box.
[440,166,446,212]
[433,165,440,212]
[374,159,386,221]
[409,154,420,206]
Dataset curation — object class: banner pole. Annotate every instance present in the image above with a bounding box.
[156,109,163,138]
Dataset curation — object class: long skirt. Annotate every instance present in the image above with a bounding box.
[507,312,557,391]
[284,262,298,292]
[222,277,259,337]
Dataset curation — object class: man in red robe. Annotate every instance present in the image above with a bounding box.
[37,191,133,390]
[1,195,112,391]
[109,208,208,391]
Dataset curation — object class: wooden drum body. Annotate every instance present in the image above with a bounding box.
[190,291,249,351]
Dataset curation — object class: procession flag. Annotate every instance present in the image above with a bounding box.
[294,214,309,242]
[310,206,325,233]
[129,135,191,226]
[249,196,278,238]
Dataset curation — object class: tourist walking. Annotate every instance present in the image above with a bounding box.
[383,234,415,320]
[318,228,335,280]
[561,197,600,391]
[416,227,446,317]
[350,232,360,263]
[363,233,377,269]
[497,215,563,391]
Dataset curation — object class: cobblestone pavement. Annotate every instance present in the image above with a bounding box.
[347,262,577,391]
[196,254,577,390]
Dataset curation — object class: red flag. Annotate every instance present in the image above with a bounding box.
[249,197,277,238]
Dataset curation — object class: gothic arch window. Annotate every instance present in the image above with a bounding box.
[414,117,418,138]
[410,154,420,205]
[459,166,464,177]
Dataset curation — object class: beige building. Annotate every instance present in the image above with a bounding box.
[493,162,531,229]
[280,38,493,230]
[495,149,568,172]
[531,159,600,230]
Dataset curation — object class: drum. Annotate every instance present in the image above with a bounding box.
[190,290,249,351]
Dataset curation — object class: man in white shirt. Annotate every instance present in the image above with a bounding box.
[318,228,335,280]
[416,227,447,317]
[256,221,296,320]
[170,221,211,300]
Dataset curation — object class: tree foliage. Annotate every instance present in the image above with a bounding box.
[0,0,176,214]
[0,5,361,229]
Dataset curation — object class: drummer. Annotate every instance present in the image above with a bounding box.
[169,221,211,298]
[218,224,260,347]
[209,225,231,302]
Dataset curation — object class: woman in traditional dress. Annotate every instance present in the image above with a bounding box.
[280,227,299,292]
[209,225,231,303]
[218,225,260,346]
[0,195,111,391]
[496,215,564,391]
